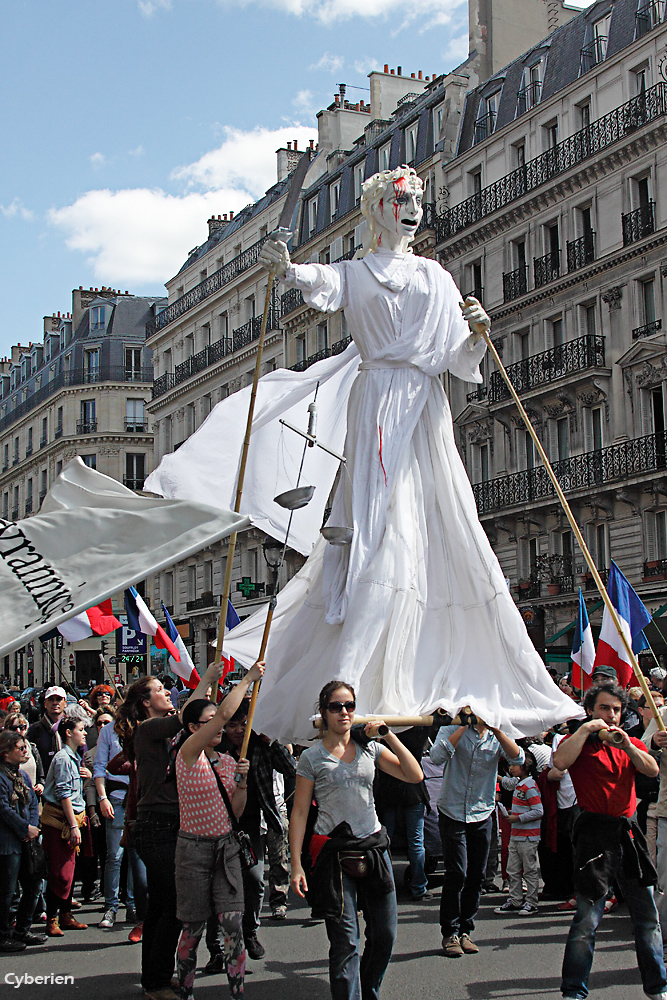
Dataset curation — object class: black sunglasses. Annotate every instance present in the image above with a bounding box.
[327,700,356,713]
[8,725,27,731]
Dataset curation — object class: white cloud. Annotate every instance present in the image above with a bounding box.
[292,90,317,118]
[138,0,171,15]
[441,31,468,66]
[353,56,381,75]
[128,145,145,158]
[309,52,345,73]
[0,198,34,222]
[89,152,106,168]
[173,124,318,199]
[48,122,319,285]
[48,187,251,285]
[218,0,464,27]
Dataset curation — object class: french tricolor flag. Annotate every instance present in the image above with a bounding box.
[571,588,595,692]
[58,600,122,643]
[162,604,200,690]
[124,586,181,663]
[592,561,651,688]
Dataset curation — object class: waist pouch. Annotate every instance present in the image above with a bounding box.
[339,851,370,878]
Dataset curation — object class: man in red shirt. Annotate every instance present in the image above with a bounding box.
[553,682,666,1000]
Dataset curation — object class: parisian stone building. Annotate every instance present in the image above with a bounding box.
[145,0,577,672]
[436,0,667,668]
[0,287,164,688]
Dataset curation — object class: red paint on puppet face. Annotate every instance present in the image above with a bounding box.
[392,176,408,224]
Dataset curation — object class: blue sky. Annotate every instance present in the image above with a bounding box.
[0,0,590,358]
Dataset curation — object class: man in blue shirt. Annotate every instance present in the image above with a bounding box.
[430,715,523,957]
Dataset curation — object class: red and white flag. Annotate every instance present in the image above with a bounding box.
[58,599,122,643]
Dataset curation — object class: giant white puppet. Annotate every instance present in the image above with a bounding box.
[147,166,582,743]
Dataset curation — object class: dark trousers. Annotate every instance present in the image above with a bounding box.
[438,813,492,938]
[134,815,181,992]
[0,850,41,938]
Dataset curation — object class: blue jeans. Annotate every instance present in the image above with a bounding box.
[0,850,41,939]
[324,853,397,1000]
[438,812,492,937]
[561,880,667,998]
[241,828,265,936]
[104,799,132,912]
[384,803,427,898]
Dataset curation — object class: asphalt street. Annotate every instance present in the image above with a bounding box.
[0,864,655,1000]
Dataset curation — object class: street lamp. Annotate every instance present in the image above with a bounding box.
[262,536,283,596]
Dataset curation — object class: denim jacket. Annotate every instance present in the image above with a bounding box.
[42,745,85,812]
[0,769,38,855]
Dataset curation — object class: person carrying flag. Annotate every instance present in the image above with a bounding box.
[553,681,667,1000]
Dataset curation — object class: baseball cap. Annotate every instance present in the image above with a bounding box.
[44,686,67,700]
[591,665,617,681]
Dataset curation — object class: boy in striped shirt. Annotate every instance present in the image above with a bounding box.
[494,750,543,916]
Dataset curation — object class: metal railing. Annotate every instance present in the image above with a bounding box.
[533,250,560,288]
[39,434,47,448]
[24,498,32,515]
[473,429,667,514]
[186,594,220,612]
[633,318,662,340]
[474,111,497,144]
[152,373,176,399]
[516,81,542,116]
[580,35,608,74]
[503,266,528,302]
[232,316,263,353]
[76,421,97,434]
[567,232,595,272]
[644,557,667,577]
[466,385,488,403]
[622,201,655,245]
[289,337,352,373]
[636,0,667,36]
[11,508,18,521]
[281,288,305,318]
[0,366,152,435]
[364,119,393,143]
[416,202,437,234]
[123,478,145,491]
[25,445,32,458]
[146,236,269,335]
[54,427,63,439]
[437,84,667,241]
[125,420,147,432]
[486,334,605,403]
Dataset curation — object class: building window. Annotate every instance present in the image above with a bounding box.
[557,416,569,461]
[405,122,419,162]
[40,469,47,502]
[40,416,48,447]
[187,565,196,601]
[12,486,19,520]
[90,306,106,332]
[317,322,328,353]
[469,168,482,198]
[125,453,145,490]
[330,180,340,221]
[641,277,657,326]
[433,103,444,142]
[25,479,32,515]
[543,119,559,150]
[162,571,174,608]
[2,492,7,520]
[13,437,19,465]
[517,60,543,115]
[576,101,592,129]
[125,348,142,382]
[353,163,365,204]
[308,197,318,236]
[646,510,667,561]
[516,428,535,471]
[474,90,501,143]
[56,461,62,476]
[126,398,145,432]
[378,141,391,172]
[203,560,213,594]
[26,427,33,457]
[79,399,96,433]
[295,335,306,364]
[471,442,490,483]
[2,443,7,471]
[84,349,100,382]
[81,454,96,469]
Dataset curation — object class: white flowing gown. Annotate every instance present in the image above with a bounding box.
[224,249,583,743]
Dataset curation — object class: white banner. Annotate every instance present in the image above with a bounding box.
[0,459,251,658]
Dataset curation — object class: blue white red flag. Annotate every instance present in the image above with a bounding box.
[592,561,651,687]
[571,589,595,692]
[226,600,240,631]
[162,604,200,689]
[124,586,181,662]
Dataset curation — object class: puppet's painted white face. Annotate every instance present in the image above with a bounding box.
[372,176,423,247]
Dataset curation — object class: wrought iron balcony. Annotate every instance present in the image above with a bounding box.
[436,83,667,241]
[516,81,542,116]
[39,434,47,448]
[567,232,595,272]
[474,111,497,144]
[187,593,220,612]
[25,445,32,458]
[54,426,63,439]
[364,119,393,143]
[123,478,145,491]
[152,373,176,399]
[12,456,18,466]
[622,202,655,245]
[486,334,605,404]
[502,266,528,302]
[289,337,352,373]
[24,498,32,515]
[125,420,147,432]
[580,35,608,74]
[232,316,264,353]
[636,0,667,36]
[466,385,488,403]
[473,429,667,514]
[415,203,437,235]
[11,508,18,521]
[281,288,305,318]
[174,337,235,387]
[644,557,667,578]
[76,421,97,434]
[533,250,560,288]
[633,318,662,340]
[146,237,268,335]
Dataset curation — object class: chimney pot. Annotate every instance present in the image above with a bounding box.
[418,70,423,80]
[287,141,291,149]
[309,139,314,149]
[390,69,394,75]
[384,63,389,73]
[230,211,234,218]
[411,73,415,78]
[425,76,430,82]
[293,139,298,148]
[397,66,402,75]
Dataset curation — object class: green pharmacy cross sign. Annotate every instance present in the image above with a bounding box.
[236,577,266,600]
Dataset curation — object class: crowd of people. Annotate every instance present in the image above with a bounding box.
[2,662,667,1000]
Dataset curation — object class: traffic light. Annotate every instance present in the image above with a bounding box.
[100,640,107,656]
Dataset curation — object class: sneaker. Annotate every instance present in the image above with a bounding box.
[202,953,224,975]
[244,932,265,960]
[35,911,47,923]
[645,993,667,999]
[442,934,464,957]
[493,900,523,914]
[270,905,287,920]
[0,938,26,952]
[99,909,116,930]
[604,895,618,913]
[14,930,46,945]
[412,891,434,901]
[128,922,143,943]
[501,880,509,893]
[460,932,479,954]
[519,902,538,915]
[126,907,137,924]
[557,898,577,911]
